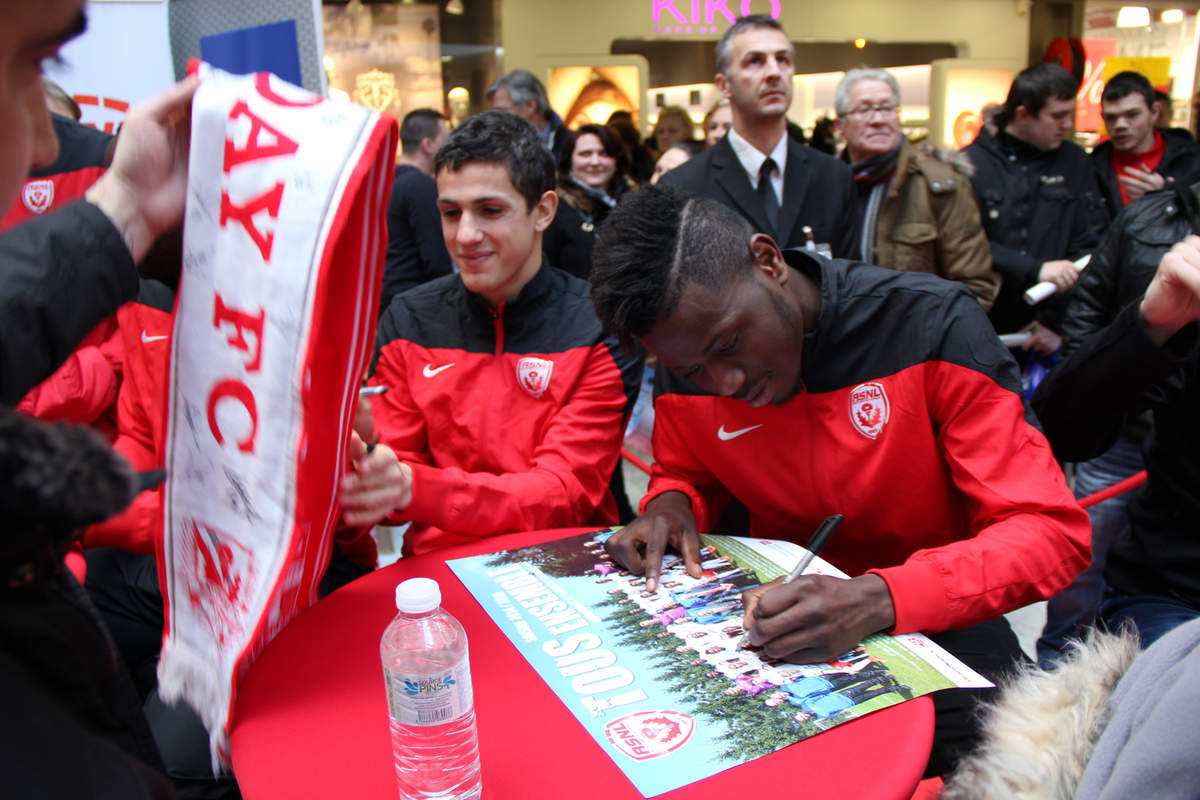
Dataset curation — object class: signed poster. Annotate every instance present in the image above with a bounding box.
[449,530,990,797]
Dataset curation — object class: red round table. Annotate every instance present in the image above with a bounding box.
[231,529,933,799]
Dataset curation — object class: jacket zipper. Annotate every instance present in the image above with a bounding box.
[491,302,505,358]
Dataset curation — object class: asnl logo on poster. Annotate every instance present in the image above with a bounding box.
[653,0,781,34]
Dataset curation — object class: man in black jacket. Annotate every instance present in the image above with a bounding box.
[381,108,453,313]
[1036,179,1200,666]
[965,63,1103,343]
[661,15,858,259]
[1034,235,1200,647]
[0,4,198,796]
[1092,70,1200,221]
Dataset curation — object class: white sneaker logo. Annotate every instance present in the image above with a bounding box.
[422,362,455,378]
[717,424,762,441]
[141,331,169,344]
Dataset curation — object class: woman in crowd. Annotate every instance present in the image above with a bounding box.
[651,105,695,156]
[543,124,636,281]
[702,99,732,147]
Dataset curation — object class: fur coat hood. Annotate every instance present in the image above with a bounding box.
[940,629,1141,800]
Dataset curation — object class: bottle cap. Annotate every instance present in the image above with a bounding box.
[395,577,441,613]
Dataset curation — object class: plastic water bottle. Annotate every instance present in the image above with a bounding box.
[381,577,482,800]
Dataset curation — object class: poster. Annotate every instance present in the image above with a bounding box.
[448,530,991,797]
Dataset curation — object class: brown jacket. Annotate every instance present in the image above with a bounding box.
[871,139,997,310]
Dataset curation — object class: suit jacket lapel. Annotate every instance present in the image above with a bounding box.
[710,138,774,235]
[777,138,810,247]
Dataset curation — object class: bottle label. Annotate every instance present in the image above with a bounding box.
[385,659,473,726]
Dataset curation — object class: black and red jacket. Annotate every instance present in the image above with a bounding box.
[8,117,121,430]
[370,265,643,556]
[84,281,378,568]
[646,250,1090,635]
[1,113,113,231]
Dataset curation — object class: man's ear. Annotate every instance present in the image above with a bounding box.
[750,233,788,285]
[420,136,438,159]
[1013,104,1031,124]
[1149,100,1163,126]
[714,71,732,101]
[531,189,558,232]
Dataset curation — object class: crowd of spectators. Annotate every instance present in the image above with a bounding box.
[10,5,1200,798]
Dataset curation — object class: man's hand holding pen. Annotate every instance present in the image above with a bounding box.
[739,573,895,664]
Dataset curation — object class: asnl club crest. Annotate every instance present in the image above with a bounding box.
[22,179,54,215]
[849,381,890,440]
[604,710,696,761]
[516,356,554,398]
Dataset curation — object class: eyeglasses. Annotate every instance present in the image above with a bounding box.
[844,103,899,119]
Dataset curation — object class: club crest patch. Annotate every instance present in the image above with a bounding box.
[849,381,889,440]
[516,356,554,398]
[22,179,54,215]
[605,710,695,761]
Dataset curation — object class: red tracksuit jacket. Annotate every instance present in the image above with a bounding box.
[371,265,643,555]
[646,251,1090,635]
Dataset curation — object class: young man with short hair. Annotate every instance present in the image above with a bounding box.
[340,110,642,554]
[381,108,453,310]
[1092,70,1200,219]
[661,15,858,258]
[965,63,1103,343]
[588,184,1089,775]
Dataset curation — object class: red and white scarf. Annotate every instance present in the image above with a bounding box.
[157,66,396,765]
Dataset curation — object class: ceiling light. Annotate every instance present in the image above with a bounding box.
[854,38,866,49]
[1163,9,1184,23]
[1116,7,1151,27]
[446,0,464,15]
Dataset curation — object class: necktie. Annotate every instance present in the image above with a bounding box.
[758,157,780,234]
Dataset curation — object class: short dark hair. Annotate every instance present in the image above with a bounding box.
[399,108,444,154]
[1101,70,1156,110]
[590,185,756,351]
[434,110,555,210]
[1003,62,1078,120]
[715,14,788,76]
[558,124,630,193]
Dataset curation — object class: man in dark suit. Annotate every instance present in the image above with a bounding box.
[661,15,858,258]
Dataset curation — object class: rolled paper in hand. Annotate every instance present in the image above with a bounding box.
[1024,254,1092,306]
[999,332,1033,348]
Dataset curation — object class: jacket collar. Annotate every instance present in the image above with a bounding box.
[709,135,811,245]
[462,260,556,322]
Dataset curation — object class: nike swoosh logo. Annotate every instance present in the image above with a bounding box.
[717,424,763,441]
[422,362,456,378]
[141,331,168,344]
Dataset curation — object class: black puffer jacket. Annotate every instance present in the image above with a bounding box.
[965,122,1104,334]
[1092,128,1200,220]
[1061,179,1200,357]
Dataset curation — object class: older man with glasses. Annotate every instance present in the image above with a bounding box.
[835,67,996,309]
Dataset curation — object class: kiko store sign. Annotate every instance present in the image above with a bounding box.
[653,0,782,34]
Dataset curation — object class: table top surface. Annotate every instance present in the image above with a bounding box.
[230,528,934,800]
